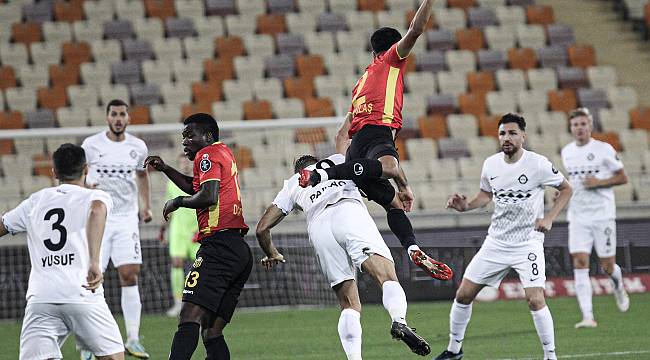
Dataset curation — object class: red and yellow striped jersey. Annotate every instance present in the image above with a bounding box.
[348,43,408,137]
[192,142,248,240]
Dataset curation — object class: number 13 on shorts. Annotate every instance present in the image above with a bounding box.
[185,271,200,288]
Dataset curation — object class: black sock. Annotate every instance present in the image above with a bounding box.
[204,335,230,360]
[169,322,200,360]
[386,208,417,250]
[322,159,383,182]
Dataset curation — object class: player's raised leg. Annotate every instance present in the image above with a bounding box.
[333,280,363,360]
[525,287,557,360]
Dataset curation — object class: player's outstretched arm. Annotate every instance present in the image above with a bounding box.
[335,113,353,155]
[256,205,287,270]
[396,0,434,58]
[144,156,194,195]
[536,180,572,233]
[163,180,218,221]
[446,190,492,212]
[84,200,107,291]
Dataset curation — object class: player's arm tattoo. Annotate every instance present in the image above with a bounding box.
[545,179,572,222]
[176,180,219,209]
[256,205,286,257]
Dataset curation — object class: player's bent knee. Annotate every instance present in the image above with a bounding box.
[179,302,206,324]
[571,253,590,269]
[526,294,546,311]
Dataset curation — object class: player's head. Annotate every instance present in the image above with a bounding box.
[182,113,220,160]
[294,155,318,173]
[569,107,593,143]
[498,113,527,156]
[370,27,402,57]
[105,99,129,136]
[52,143,87,182]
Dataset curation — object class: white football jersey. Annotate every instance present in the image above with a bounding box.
[480,149,565,248]
[82,132,147,217]
[561,139,623,222]
[2,184,113,304]
[273,154,364,223]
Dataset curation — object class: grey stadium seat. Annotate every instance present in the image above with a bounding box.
[22,2,53,23]
[205,0,238,16]
[556,66,588,89]
[103,20,134,40]
[122,39,154,62]
[268,0,296,14]
[477,49,507,71]
[317,13,348,32]
[265,54,295,79]
[537,46,568,69]
[546,24,575,47]
[416,51,446,73]
[427,94,457,115]
[111,61,141,85]
[426,29,456,51]
[468,7,498,28]
[276,34,306,56]
[24,109,56,128]
[165,17,196,39]
[130,83,161,106]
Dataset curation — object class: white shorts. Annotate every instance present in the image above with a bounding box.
[463,241,546,289]
[20,302,123,360]
[568,219,617,258]
[308,199,394,288]
[101,215,142,270]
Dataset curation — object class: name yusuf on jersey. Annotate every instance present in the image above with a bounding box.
[309,181,348,203]
[41,253,75,267]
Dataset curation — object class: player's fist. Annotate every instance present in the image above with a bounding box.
[163,197,181,221]
[446,193,467,212]
[140,208,153,223]
[144,155,166,171]
[83,262,103,292]
[534,217,553,233]
[261,253,285,270]
[582,175,600,189]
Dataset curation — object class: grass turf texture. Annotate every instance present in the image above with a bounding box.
[1,293,649,359]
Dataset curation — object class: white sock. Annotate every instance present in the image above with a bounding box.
[315,169,329,182]
[447,300,472,354]
[407,245,420,254]
[573,268,593,321]
[382,281,407,324]
[121,285,142,342]
[610,264,624,291]
[338,309,362,360]
[531,306,556,360]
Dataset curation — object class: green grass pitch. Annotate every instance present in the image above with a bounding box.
[1,293,649,359]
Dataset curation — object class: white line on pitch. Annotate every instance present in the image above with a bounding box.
[493,349,650,360]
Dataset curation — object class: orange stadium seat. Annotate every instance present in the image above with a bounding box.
[181,102,213,118]
[418,115,448,140]
[456,28,484,52]
[144,0,176,19]
[296,55,325,79]
[284,77,315,100]
[37,87,68,111]
[646,3,650,27]
[0,111,24,129]
[0,140,14,156]
[54,0,84,22]
[526,5,555,25]
[395,137,407,160]
[592,132,622,152]
[11,23,42,45]
[49,64,81,88]
[0,66,17,90]
[204,58,235,84]
[448,0,476,11]
[243,99,273,120]
[129,105,151,124]
[358,0,386,12]
[479,114,501,138]
[630,107,650,131]
[304,97,335,117]
[257,14,286,36]
[548,89,577,113]
[62,41,92,66]
[568,45,596,68]
[233,146,253,170]
[295,127,327,144]
[215,36,246,59]
[507,48,537,70]
[192,82,223,104]
[33,153,53,177]
[459,92,487,117]
[467,71,495,94]
[405,9,435,30]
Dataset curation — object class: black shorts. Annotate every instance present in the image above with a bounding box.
[346,125,399,206]
[182,230,253,322]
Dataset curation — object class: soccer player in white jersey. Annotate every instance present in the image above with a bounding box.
[256,132,431,358]
[0,143,124,360]
[434,113,573,360]
[81,99,152,359]
[561,108,630,329]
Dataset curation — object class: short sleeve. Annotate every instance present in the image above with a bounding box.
[479,161,492,193]
[135,141,148,172]
[384,43,408,66]
[2,197,33,235]
[538,156,565,188]
[90,190,113,215]
[602,143,624,172]
[195,149,222,185]
[81,138,96,164]
[272,178,296,215]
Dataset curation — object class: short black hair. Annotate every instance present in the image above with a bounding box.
[53,143,86,181]
[370,27,402,54]
[498,113,526,131]
[294,155,318,173]
[183,113,220,141]
[106,99,128,114]
[568,107,592,121]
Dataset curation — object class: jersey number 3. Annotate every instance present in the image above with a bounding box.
[44,208,67,251]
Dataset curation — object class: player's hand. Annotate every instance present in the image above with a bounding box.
[534,217,553,233]
[144,156,166,171]
[446,193,467,212]
[260,253,285,270]
[163,198,180,221]
[83,262,103,292]
[140,208,153,223]
[582,176,600,189]
[398,186,415,212]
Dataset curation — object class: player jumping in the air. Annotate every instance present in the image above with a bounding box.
[561,108,630,329]
[1,144,124,360]
[145,113,251,360]
[434,114,572,360]
[298,0,451,281]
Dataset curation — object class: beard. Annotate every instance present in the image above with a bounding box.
[108,123,125,136]
[501,142,519,156]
